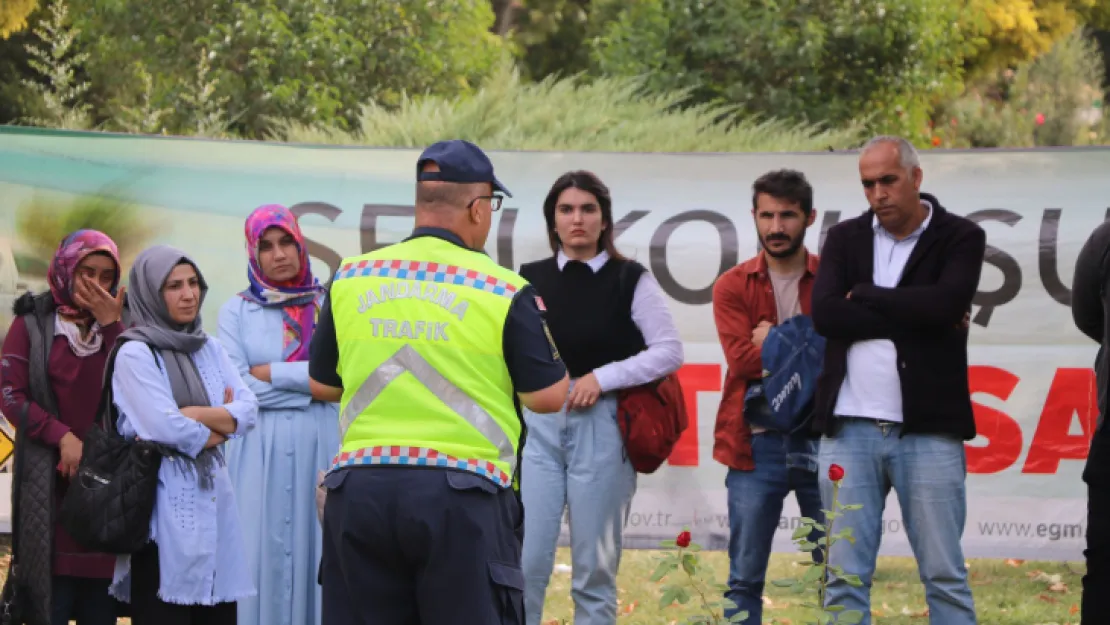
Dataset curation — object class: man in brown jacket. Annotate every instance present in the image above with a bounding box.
[711,169,822,624]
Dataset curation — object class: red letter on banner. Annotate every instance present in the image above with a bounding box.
[966,365,1023,474]
[670,364,722,467]
[1023,368,1098,474]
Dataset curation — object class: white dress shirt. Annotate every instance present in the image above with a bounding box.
[833,201,934,422]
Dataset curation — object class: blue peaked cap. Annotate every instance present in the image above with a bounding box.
[416,140,512,197]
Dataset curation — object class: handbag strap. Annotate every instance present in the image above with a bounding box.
[97,339,162,435]
[22,299,61,423]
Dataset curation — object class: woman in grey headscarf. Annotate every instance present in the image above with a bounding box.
[105,245,258,625]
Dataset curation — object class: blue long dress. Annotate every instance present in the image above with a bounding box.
[218,295,340,625]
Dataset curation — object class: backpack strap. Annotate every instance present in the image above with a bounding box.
[22,294,62,417]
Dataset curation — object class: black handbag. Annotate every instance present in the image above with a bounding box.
[59,340,169,554]
[0,404,30,625]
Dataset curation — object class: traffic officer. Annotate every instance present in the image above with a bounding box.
[310,139,570,624]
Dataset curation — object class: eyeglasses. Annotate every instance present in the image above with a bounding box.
[467,194,504,212]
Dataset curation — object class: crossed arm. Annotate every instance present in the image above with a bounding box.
[811,224,986,339]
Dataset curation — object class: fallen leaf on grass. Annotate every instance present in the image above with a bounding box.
[1070,604,1080,614]
[1038,594,1059,603]
[900,605,929,617]
[622,601,637,615]
[1006,558,1025,567]
[1031,572,1062,584]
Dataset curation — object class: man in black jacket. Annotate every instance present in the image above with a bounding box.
[1070,220,1110,621]
[810,135,985,625]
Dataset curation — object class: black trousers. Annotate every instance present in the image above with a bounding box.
[1083,423,1110,621]
[129,543,236,625]
[320,466,525,625]
[51,576,117,625]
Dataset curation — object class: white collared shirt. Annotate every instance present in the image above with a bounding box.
[833,201,933,422]
[554,249,684,391]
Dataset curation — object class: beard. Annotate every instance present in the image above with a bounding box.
[760,234,804,259]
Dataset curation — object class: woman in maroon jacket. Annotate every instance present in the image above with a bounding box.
[1,230,127,625]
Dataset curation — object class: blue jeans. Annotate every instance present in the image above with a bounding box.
[520,394,636,625]
[818,418,976,625]
[725,432,824,624]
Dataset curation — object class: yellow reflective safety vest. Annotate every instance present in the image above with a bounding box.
[328,234,528,488]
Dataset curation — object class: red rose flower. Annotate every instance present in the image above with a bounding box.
[676,530,692,548]
[828,463,845,482]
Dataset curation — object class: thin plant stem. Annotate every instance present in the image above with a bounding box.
[681,548,723,624]
[820,480,839,610]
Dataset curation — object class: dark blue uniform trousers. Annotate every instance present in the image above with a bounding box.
[320,466,525,624]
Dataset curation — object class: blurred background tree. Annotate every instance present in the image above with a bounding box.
[15,193,158,269]
[591,0,973,142]
[0,0,1104,151]
[0,0,37,38]
[965,0,1110,76]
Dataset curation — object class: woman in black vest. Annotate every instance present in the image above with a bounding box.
[519,171,684,625]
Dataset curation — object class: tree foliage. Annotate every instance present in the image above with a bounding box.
[0,0,37,38]
[502,0,621,80]
[591,0,971,143]
[68,0,509,137]
[966,0,1110,75]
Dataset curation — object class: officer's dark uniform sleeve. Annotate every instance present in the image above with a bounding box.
[309,292,343,388]
[503,285,566,393]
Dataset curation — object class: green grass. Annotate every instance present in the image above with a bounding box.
[540,548,1085,624]
[0,539,1082,624]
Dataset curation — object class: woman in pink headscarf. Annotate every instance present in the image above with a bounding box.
[218,205,339,625]
[1,230,126,625]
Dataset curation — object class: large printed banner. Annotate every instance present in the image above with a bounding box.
[0,127,1108,560]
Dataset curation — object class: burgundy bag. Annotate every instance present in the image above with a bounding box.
[613,261,689,473]
[617,374,689,473]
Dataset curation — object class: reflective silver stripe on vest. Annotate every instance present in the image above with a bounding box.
[339,345,516,472]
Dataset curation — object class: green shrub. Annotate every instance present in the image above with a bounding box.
[937,29,1107,147]
[270,64,863,153]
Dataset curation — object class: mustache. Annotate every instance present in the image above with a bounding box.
[764,234,792,242]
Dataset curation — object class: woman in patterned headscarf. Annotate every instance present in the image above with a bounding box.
[219,204,340,625]
[1,230,125,625]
